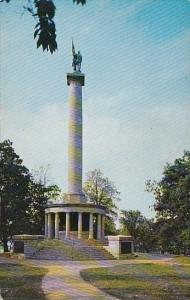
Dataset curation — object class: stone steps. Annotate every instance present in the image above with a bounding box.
[24,243,38,258]
[34,247,114,260]
[26,239,115,260]
[62,238,108,247]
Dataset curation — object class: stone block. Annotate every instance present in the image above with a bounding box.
[104,235,134,259]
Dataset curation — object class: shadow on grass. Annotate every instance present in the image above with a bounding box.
[0,259,48,300]
[80,262,190,300]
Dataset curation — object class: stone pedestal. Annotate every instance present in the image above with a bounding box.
[104,235,134,259]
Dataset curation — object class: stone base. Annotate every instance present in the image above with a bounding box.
[64,193,86,204]
[12,235,44,241]
[104,235,134,259]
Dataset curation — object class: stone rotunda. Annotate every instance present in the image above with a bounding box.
[44,46,106,241]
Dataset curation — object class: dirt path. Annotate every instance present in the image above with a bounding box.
[31,260,120,300]
[29,255,177,300]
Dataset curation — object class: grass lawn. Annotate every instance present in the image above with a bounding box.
[0,257,48,300]
[80,257,190,300]
[26,239,90,260]
[26,239,119,260]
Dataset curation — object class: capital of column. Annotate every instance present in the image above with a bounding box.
[67,72,85,86]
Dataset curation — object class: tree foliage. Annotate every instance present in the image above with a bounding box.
[104,215,117,236]
[1,0,86,54]
[0,140,59,250]
[146,151,190,253]
[84,169,120,236]
[29,182,60,234]
[84,169,120,213]
[120,210,157,252]
[32,165,51,186]
[0,140,32,249]
[120,210,143,240]
[33,0,57,54]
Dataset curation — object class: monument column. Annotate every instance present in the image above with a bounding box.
[47,213,52,239]
[67,72,85,204]
[97,214,102,240]
[78,212,82,239]
[55,212,60,239]
[65,212,70,239]
[89,213,94,240]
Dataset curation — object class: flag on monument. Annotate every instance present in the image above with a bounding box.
[72,39,75,56]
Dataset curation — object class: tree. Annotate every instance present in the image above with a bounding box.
[83,169,120,235]
[120,210,157,252]
[32,165,51,187]
[30,165,60,233]
[146,151,190,253]
[28,182,60,234]
[1,0,86,54]
[0,140,32,250]
[84,169,120,210]
[104,215,117,235]
[30,166,62,234]
[120,210,143,240]
[0,140,61,249]
[137,218,158,252]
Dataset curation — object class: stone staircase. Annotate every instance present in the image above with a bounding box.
[25,239,115,260]
[24,243,38,258]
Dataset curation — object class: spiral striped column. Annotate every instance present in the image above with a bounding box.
[67,73,85,202]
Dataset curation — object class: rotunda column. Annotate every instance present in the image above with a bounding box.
[45,214,48,238]
[88,213,94,240]
[65,212,70,239]
[101,215,105,240]
[55,212,60,239]
[97,214,102,240]
[47,213,52,239]
[78,212,82,239]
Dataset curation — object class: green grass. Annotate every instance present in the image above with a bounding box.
[80,260,190,300]
[26,239,90,260]
[118,253,138,260]
[174,255,190,265]
[0,258,48,300]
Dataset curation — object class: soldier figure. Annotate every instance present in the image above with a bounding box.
[72,40,82,72]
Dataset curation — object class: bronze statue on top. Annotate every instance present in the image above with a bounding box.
[72,40,82,72]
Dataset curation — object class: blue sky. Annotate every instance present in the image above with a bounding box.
[1,0,190,218]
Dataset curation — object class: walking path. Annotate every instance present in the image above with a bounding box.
[31,260,120,300]
[31,255,174,300]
